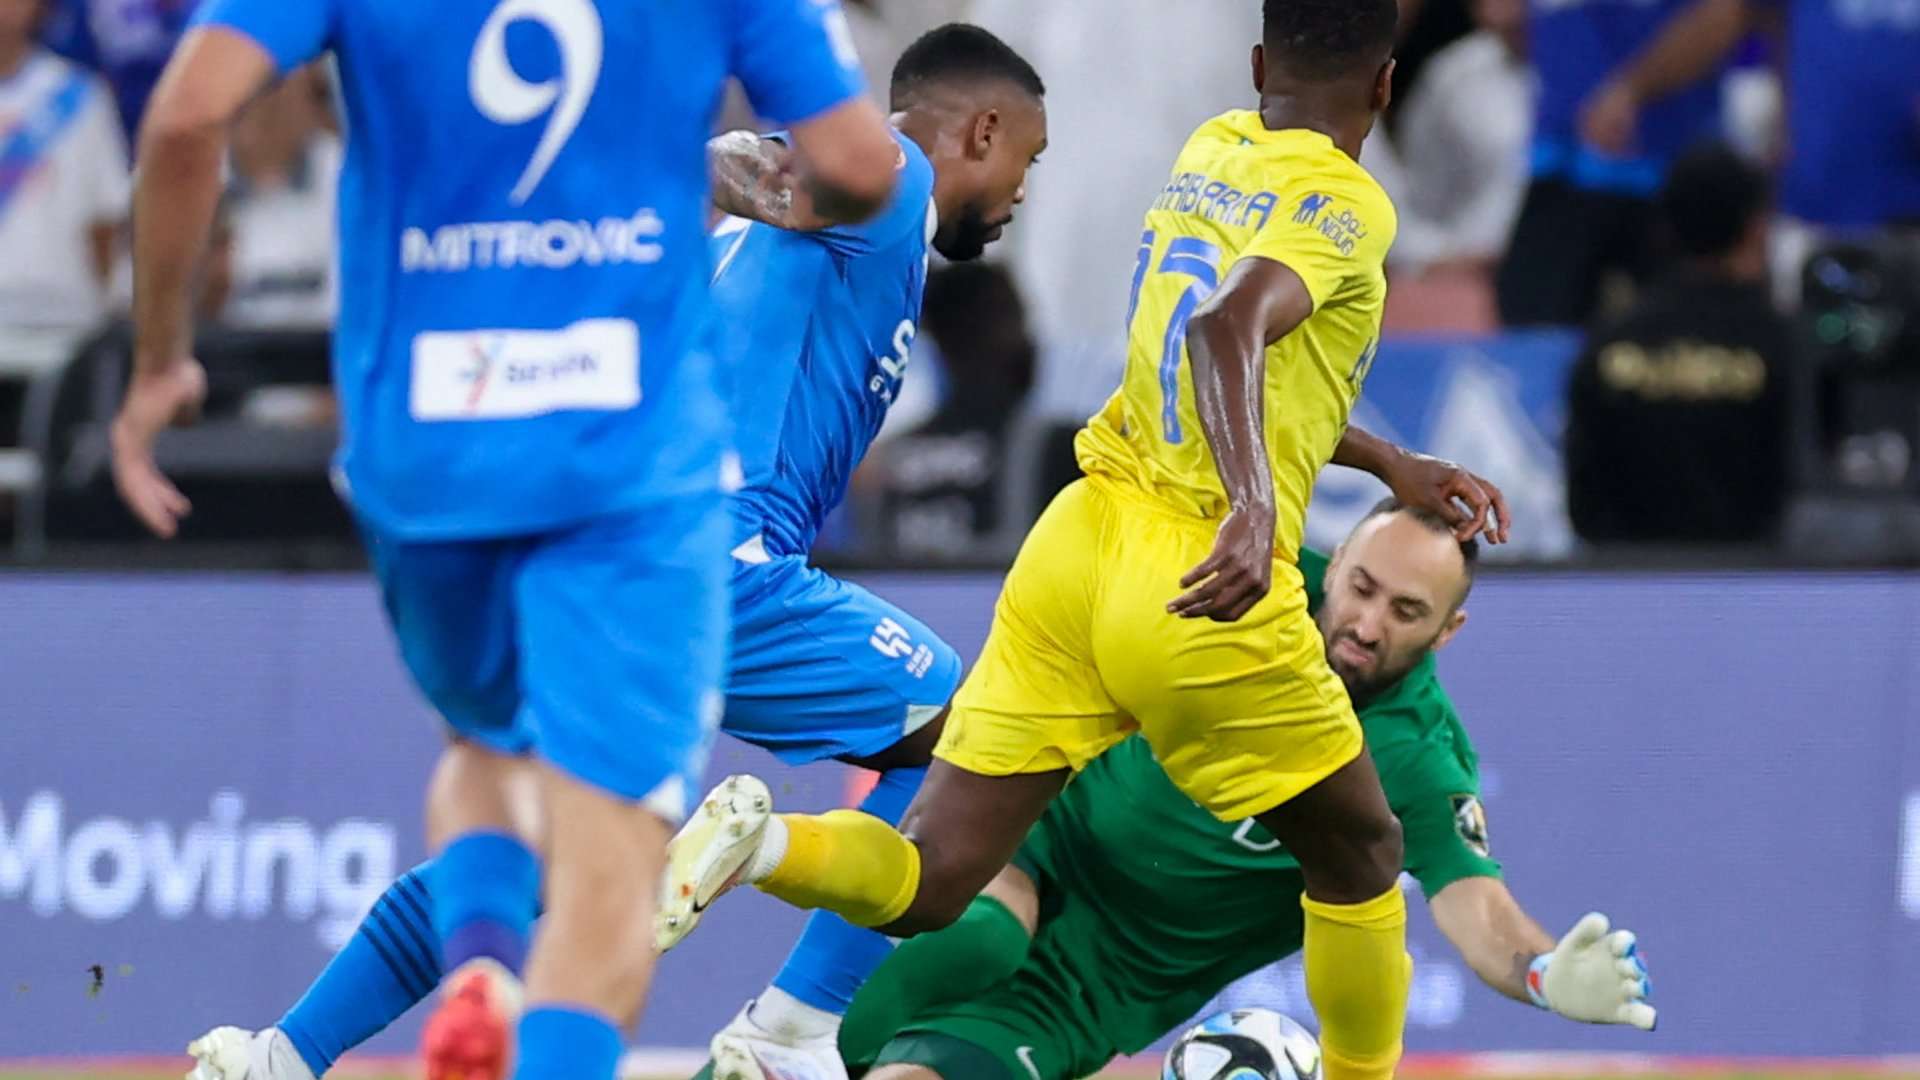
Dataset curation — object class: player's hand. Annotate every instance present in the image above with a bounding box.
[1529,912,1656,1031]
[1169,504,1275,622]
[1381,450,1510,544]
[1580,78,1641,157]
[111,358,206,539]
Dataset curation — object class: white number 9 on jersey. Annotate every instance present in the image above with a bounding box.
[469,0,604,205]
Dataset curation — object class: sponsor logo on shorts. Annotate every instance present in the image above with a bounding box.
[870,617,936,678]
[1450,794,1490,858]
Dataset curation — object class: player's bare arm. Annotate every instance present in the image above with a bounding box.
[783,95,900,224]
[1430,877,1657,1030]
[708,130,833,232]
[1168,256,1313,623]
[112,26,275,539]
[1332,426,1512,543]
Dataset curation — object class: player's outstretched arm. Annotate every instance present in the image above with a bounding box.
[1167,256,1314,623]
[784,97,900,225]
[1331,426,1511,543]
[1429,877,1656,1030]
[708,131,835,232]
[113,26,275,537]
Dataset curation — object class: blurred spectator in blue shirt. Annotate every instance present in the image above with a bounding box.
[1768,0,1920,231]
[1762,0,1920,305]
[1498,0,1750,326]
[39,0,194,141]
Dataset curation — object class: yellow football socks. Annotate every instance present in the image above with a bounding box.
[1302,885,1412,1080]
[756,810,922,928]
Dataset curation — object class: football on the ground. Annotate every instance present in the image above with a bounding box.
[1161,1008,1323,1080]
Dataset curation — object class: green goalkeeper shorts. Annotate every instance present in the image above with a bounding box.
[865,900,1127,1080]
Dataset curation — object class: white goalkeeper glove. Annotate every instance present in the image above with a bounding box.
[1525,912,1656,1031]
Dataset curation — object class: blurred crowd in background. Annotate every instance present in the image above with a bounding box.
[0,0,1916,565]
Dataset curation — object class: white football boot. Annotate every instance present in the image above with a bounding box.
[709,1000,848,1080]
[656,775,774,952]
[185,1026,316,1080]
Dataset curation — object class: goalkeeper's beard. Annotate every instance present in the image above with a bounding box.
[1326,626,1445,707]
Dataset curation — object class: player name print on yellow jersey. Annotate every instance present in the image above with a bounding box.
[1077,109,1397,567]
[1149,170,1282,229]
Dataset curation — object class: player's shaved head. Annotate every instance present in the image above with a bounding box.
[1317,499,1476,704]
[1262,0,1398,84]
[1355,498,1480,606]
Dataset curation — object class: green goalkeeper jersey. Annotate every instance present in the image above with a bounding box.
[995,546,1500,1057]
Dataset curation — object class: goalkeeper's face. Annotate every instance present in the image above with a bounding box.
[1316,511,1470,702]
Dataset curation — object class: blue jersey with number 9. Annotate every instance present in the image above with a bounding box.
[189,0,865,539]
[1075,109,1396,568]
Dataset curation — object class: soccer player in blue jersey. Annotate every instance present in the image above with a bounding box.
[175,22,1046,1080]
[109,4,901,1080]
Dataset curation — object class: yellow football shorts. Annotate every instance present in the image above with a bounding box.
[937,477,1363,822]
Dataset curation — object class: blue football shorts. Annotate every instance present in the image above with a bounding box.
[723,552,961,764]
[363,492,731,820]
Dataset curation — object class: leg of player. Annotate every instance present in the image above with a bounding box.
[707,730,938,1080]
[515,765,674,1079]
[739,723,944,1032]
[1253,750,1409,1080]
[835,862,1038,1070]
[663,758,1064,948]
[417,741,543,1080]
[184,862,449,1080]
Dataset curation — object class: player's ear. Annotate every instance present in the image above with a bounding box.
[1250,43,1266,94]
[1372,58,1396,114]
[970,108,1001,160]
[1433,607,1467,651]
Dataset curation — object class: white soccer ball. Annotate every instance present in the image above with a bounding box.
[1161,1008,1323,1080]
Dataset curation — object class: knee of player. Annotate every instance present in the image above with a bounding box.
[900,846,991,932]
[1355,810,1404,892]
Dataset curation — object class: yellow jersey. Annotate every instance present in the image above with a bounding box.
[1076,109,1397,564]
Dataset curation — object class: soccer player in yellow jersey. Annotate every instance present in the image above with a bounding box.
[660,5,1508,1079]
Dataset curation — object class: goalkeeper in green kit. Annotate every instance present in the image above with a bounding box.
[746,498,1657,1080]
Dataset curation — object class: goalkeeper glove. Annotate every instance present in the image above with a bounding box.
[1526,912,1656,1030]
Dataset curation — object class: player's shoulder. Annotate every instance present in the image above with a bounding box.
[1270,145,1397,258]
[859,129,937,254]
[896,130,938,227]
[1361,671,1480,787]
[1189,111,1396,260]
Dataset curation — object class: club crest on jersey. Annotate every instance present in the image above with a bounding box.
[1450,794,1491,857]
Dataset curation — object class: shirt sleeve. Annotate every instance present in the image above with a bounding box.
[805,131,931,256]
[1399,778,1503,898]
[190,0,338,76]
[1240,174,1396,312]
[728,0,867,127]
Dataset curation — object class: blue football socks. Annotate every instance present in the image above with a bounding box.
[280,865,441,1075]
